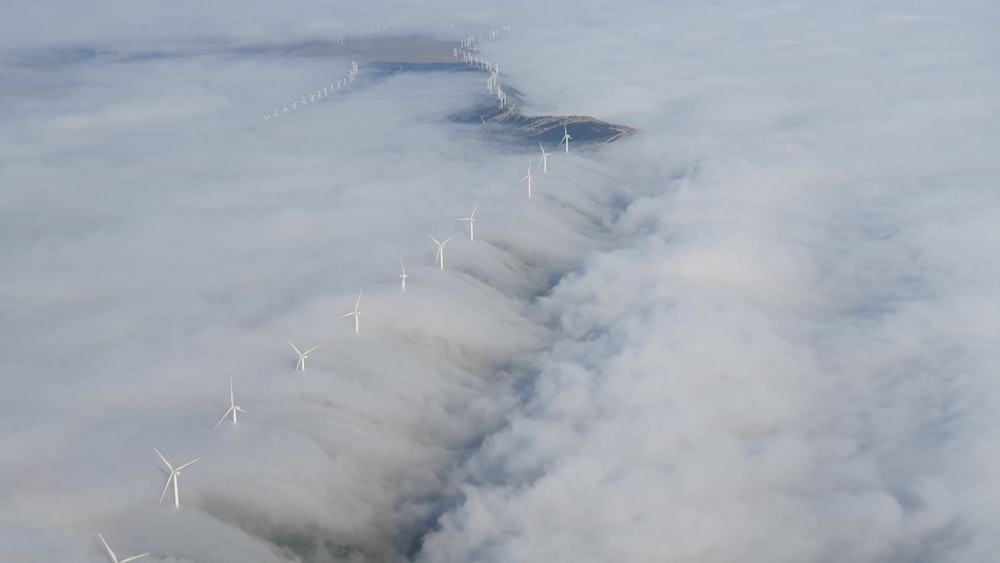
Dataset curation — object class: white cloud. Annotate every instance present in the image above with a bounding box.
[2,1,999,562]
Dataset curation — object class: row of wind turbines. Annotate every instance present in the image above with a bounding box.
[284,127,574,374]
[93,25,591,563]
[261,60,360,120]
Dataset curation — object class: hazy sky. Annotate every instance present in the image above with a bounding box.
[2,1,999,562]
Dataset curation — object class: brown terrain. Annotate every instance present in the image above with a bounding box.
[290,35,636,146]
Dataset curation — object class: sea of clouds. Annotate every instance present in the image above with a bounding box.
[1,1,999,562]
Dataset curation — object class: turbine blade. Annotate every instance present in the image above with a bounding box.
[287,340,302,355]
[400,258,406,274]
[304,345,319,354]
[214,408,232,430]
[339,312,354,318]
[120,554,150,563]
[443,237,453,244]
[355,289,363,309]
[175,458,199,471]
[429,234,441,245]
[154,448,172,471]
[98,533,117,562]
[158,475,173,505]
[471,203,479,217]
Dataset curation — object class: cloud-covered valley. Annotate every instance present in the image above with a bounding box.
[1,1,999,562]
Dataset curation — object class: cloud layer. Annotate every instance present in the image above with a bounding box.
[2,1,1000,562]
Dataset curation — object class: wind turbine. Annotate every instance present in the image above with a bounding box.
[287,340,318,371]
[559,124,572,154]
[429,235,454,270]
[98,533,149,563]
[339,289,363,334]
[214,377,247,430]
[458,203,479,241]
[399,259,408,292]
[539,142,552,173]
[519,160,535,198]
[154,449,198,509]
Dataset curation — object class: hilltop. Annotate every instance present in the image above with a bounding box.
[290,35,636,147]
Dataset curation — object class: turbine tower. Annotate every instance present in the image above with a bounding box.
[519,160,535,198]
[340,289,363,334]
[559,124,572,154]
[399,259,408,292]
[539,142,552,173]
[288,340,319,371]
[98,533,149,563]
[154,449,198,509]
[429,235,454,270]
[458,203,479,241]
[214,377,247,430]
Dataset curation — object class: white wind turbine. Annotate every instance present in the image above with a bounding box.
[559,124,572,154]
[399,258,409,292]
[458,203,479,241]
[519,160,535,198]
[154,449,198,509]
[287,340,319,371]
[214,377,247,430]
[97,533,149,563]
[429,235,454,270]
[539,142,552,173]
[340,289,363,334]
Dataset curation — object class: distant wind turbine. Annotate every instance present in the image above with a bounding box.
[458,203,479,241]
[154,449,198,509]
[429,235,454,270]
[214,377,247,430]
[399,259,409,292]
[519,160,535,198]
[98,533,149,563]
[539,142,552,173]
[340,289,363,334]
[559,124,572,154]
[288,340,319,371]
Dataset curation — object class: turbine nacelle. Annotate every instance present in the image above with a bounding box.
[154,448,198,509]
[214,377,247,429]
[458,203,479,241]
[539,143,552,173]
[519,160,535,198]
[429,235,454,270]
[339,289,363,334]
[288,340,319,371]
[560,124,573,154]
